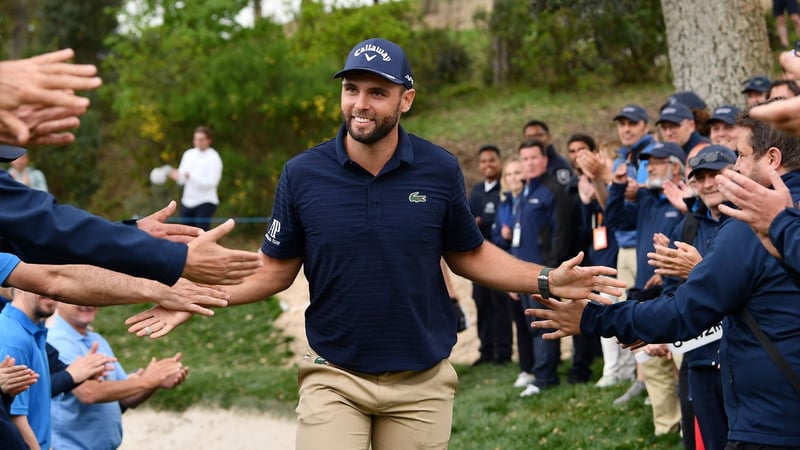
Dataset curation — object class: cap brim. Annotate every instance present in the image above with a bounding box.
[613,113,645,122]
[0,145,26,163]
[333,67,405,85]
[707,116,735,126]
[688,162,728,179]
[655,117,682,125]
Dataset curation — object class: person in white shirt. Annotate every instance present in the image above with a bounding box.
[169,126,222,230]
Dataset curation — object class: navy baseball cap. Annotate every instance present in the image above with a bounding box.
[0,145,25,163]
[706,105,739,126]
[687,145,737,179]
[333,38,414,89]
[640,142,686,163]
[663,91,707,111]
[741,76,770,93]
[656,103,694,125]
[613,104,649,123]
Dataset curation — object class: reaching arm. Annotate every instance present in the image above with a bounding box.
[5,261,228,315]
[443,241,623,302]
[125,252,303,339]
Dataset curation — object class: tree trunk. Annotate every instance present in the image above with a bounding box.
[660,0,771,108]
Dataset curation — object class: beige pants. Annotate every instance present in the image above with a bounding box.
[641,354,682,435]
[296,348,458,450]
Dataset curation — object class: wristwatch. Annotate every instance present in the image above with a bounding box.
[538,267,554,299]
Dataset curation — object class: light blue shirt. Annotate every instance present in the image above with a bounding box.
[48,315,127,450]
[0,304,51,449]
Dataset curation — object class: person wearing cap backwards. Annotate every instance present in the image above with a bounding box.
[706,105,740,149]
[603,141,687,438]
[741,76,770,106]
[657,102,709,157]
[123,37,625,450]
[528,106,800,449]
[648,145,736,450]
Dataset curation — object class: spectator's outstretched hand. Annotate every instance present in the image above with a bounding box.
[125,306,193,339]
[137,201,202,244]
[0,49,101,144]
[158,278,228,316]
[526,295,590,339]
[182,219,262,285]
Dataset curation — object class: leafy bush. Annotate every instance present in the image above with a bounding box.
[485,0,669,90]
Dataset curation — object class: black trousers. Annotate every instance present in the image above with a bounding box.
[725,442,800,450]
[473,283,513,363]
[180,202,218,231]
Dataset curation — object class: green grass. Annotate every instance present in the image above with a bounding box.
[451,362,682,449]
[90,81,688,447]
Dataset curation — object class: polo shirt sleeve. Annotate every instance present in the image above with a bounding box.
[0,253,20,286]
[262,164,305,259]
[442,165,484,253]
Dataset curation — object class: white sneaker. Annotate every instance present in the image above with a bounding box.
[594,375,620,388]
[513,372,536,388]
[519,384,541,397]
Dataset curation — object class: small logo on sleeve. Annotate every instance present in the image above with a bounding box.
[408,192,427,203]
[265,218,282,245]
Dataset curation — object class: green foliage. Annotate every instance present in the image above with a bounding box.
[103,0,342,219]
[35,0,122,64]
[486,0,669,90]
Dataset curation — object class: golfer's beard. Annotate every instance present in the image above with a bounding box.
[344,108,400,145]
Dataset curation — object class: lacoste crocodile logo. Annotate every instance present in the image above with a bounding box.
[408,192,427,203]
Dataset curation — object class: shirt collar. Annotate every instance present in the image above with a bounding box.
[2,303,46,338]
[334,124,415,169]
[51,314,92,344]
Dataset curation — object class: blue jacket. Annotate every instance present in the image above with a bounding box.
[511,172,571,267]
[545,144,575,187]
[581,199,619,268]
[491,191,519,250]
[582,171,800,447]
[770,207,800,287]
[0,171,187,285]
[605,182,684,290]
[469,180,501,240]
[661,203,721,368]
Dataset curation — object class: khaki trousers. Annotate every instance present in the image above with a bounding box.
[641,354,682,435]
[296,348,458,450]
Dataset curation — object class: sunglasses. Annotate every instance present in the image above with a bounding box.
[688,150,736,169]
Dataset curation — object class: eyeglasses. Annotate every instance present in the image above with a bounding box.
[688,150,736,168]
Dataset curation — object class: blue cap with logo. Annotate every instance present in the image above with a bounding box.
[687,144,736,179]
[640,141,686,163]
[663,91,707,111]
[706,105,739,126]
[613,104,649,123]
[333,38,414,89]
[741,76,770,94]
[656,103,694,125]
[0,145,25,163]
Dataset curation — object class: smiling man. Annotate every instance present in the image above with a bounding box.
[125,37,625,450]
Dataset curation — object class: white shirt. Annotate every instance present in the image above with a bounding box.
[176,147,223,207]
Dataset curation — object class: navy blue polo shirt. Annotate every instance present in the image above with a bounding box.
[262,125,484,374]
